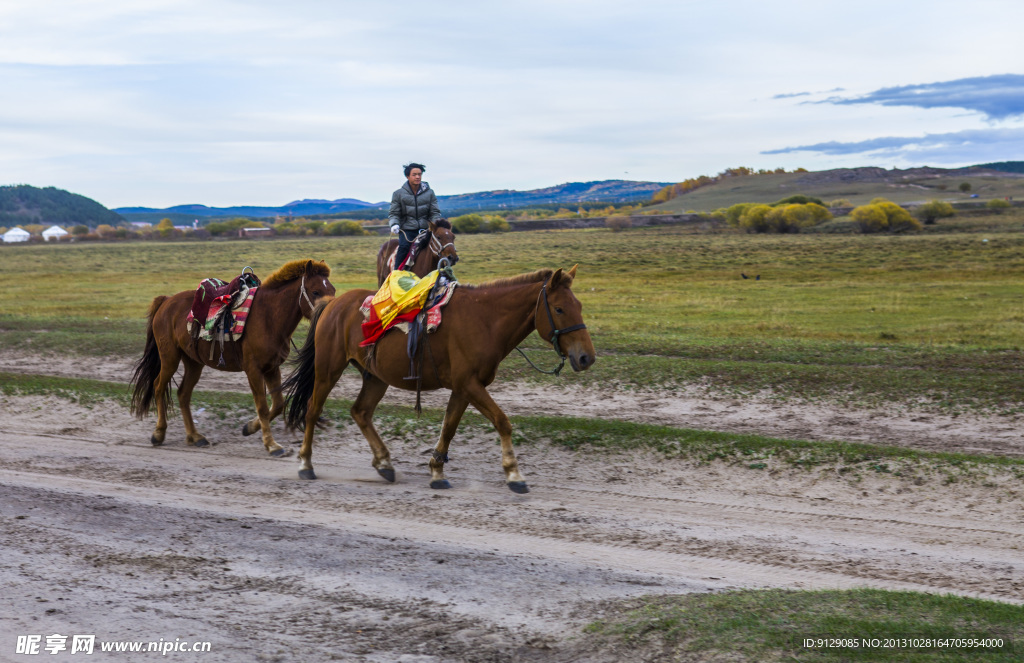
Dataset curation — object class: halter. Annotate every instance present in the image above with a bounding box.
[298,274,317,314]
[429,230,455,257]
[516,276,587,376]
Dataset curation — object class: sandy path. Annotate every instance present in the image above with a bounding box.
[1,389,1022,661]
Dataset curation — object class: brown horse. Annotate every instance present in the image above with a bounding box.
[283,266,595,492]
[375,219,459,286]
[130,259,336,456]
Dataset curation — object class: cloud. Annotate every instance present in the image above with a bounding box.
[762,127,1024,163]
[813,74,1024,120]
[773,92,811,99]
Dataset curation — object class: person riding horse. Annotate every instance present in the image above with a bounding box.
[389,162,443,272]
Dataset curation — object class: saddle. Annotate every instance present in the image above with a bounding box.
[186,268,261,362]
[386,229,430,272]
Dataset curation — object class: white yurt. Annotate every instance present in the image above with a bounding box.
[42,225,69,241]
[2,227,30,243]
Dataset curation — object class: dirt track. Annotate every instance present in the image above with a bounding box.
[1,354,1023,662]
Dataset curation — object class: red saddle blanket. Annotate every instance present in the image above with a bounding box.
[185,272,260,342]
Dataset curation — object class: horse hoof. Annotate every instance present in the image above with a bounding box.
[193,437,209,448]
[430,479,452,490]
[241,422,257,436]
[150,436,163,446]
[507,481,530,494]
[269,447,290,458]
[377,468,396,483]
[298,469,317,480]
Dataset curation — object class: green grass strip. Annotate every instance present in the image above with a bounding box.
[584,589,1023,662]
[4,372,1022,484]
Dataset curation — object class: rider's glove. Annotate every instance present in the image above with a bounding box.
[390,225,399,234]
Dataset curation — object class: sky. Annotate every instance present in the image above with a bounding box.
[1,1,1023,209]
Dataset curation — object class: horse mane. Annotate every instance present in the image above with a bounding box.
[435,218,452,230]
[262,259,331,289]
[461,269,554,290]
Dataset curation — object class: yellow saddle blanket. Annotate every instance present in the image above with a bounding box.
[371,270,440,328]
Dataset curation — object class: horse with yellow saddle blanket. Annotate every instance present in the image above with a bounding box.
[283,265,595,493]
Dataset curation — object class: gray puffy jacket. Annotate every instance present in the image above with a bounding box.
[388,182,442,232]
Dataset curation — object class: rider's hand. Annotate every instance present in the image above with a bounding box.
[390,225,399,234]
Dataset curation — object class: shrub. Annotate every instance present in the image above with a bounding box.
[959,182,972,193]
[771,194,825,206]
[325,220,366,236]
[485,215,510,232]
[723,203,756,227]
[605,215,632,232]
[987,199,1012,213]
[738,204,773,233]
[764,203,832,233]
[71,224,89,236]
[851,200,922,233]
[451,214,483,234]
[914,200,955,225]
[827,198,852,208]
[851,204,888,233]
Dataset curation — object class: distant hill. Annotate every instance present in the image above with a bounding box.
[436,180,672,214]
[974,161,1024,174]
[114,180,672,222]
[0,185,124,228]
[647,166,1024,213]
[115,198,383,223]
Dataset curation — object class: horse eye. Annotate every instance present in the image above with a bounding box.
[555,307,564,314]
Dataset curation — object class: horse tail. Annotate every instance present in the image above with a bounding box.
[283,300,328,430]
[129,295,171,418]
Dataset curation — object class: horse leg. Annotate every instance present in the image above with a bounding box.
[463,383,529,493]
[429,393,469,489]
[243,364,287,457]
[150,346,181,446]
[298,362,347,480]
[241,367,284,436]
[177,357,209,447]
[349,375,395,482]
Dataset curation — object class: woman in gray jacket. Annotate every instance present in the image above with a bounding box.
[388,163,443,270]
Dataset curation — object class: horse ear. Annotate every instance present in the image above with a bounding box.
[567,264,578,279]
[429,220,437,232]
[550,268,565,289]
[304,259,314,274]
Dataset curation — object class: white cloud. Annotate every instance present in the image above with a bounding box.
[1,1,1023,206]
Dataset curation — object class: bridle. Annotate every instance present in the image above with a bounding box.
[515,276,587,376]
[298,274,318,315]
[428,230,456,259]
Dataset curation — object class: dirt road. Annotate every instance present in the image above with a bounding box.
[1,372,1022,661]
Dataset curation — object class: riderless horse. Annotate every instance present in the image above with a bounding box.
[130,259,335,456]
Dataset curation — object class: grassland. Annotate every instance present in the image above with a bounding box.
[647,170,1024,212]
[1,220,1022,413]
[583,589,1024,662]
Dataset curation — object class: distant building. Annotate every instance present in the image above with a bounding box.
[42,225,69,241]
[2,227,30,243]
[239,227,272,238]
[130,222,152,228]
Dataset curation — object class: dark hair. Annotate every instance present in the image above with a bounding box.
[404,163,426,177]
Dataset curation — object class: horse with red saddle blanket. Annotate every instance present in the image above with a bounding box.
[130,259,335,456]
[376,219,458,286]
[282,265,595,493]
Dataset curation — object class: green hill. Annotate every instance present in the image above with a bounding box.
[647,166,1024,212]
[0,185,124,228]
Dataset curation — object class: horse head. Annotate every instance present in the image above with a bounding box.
[300,259,337,318]
[429,219,459,267]
[536,264,596,372]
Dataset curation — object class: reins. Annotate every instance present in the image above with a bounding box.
[515,278,587,377]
